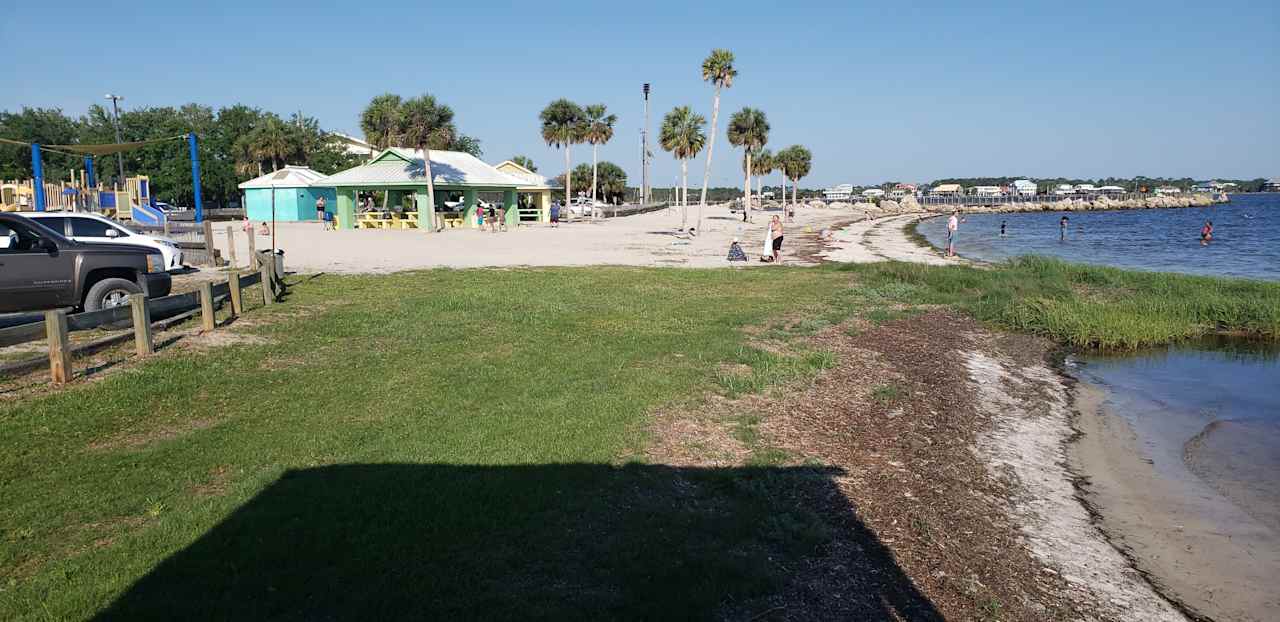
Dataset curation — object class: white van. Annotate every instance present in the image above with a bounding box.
[23,212,184,271]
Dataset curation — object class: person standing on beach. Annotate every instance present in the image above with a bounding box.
[947,211,959,257]
[550,200,561,228]
[1059,216,1070,241]
[315,195,326,222]
[770,215,785,263]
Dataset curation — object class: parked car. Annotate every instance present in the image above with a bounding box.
[23,211,183,271]
[0,213,171,314]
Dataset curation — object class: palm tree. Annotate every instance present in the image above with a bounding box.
[583,104,617,204]
[360,93,404,150]
[751,148,774,208]
[398,95,456,233]
[779,145,812,207]
[254,116,292,172]
[658,105,707,229]
[726,107,769,222]
[511,155,538,172]
[540,99,585,207]
[696,49,737,233]
[232,133,262,177]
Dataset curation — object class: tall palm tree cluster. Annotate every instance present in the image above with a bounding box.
[654,49,812,232]
[358,93,482,156]
[232,113,334,177]
[537,100,616,207]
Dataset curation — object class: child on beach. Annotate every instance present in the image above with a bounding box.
[727,238,747,262]
[258,222,270,235]
[496,207,507,232]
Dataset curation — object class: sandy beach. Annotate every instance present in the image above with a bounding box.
[216,204,860,273]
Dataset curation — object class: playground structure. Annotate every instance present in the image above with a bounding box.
[0,174,163,224]
[0,134,205,223]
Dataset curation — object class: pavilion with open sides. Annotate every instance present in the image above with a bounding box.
[321,149,552,231]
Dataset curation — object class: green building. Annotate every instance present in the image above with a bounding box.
[321,148,546,230]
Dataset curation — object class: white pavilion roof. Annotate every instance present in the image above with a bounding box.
[321,148,525,188]
[238,166,330,189]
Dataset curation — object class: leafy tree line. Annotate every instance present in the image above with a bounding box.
[0,105,364,207]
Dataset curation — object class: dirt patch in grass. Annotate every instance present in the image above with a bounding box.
[87,416,221,452]
[647,309,1110,620]
[191,464,234,497]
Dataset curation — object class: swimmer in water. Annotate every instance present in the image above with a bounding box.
[1000,220,1007,238]
[1059,216,1069,241]
[1200,220,1213,246]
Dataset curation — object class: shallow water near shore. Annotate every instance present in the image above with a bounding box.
[916,193,1280,280]
[1070,337,1280,619]
[1075,337,1280,531]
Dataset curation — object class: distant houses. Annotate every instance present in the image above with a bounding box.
[1265,178,1280,192]
[1154,186,1182,195]
[930,184,963,196]
[822,184,855,201]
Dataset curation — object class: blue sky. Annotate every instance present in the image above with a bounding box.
[2,1,1277,187]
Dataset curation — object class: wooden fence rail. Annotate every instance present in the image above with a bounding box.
[0,257,285,383]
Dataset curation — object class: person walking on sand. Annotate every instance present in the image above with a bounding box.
[770,215,785,263]
[550,200,561,228]
[487,203,498,232]
[1059,215,1070,241]
[947,210,960,257]
[497,206,507,232]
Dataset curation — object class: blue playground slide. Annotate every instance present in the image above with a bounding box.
[132,200,167,226]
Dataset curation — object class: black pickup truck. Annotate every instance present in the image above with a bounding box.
[0,212,171,314]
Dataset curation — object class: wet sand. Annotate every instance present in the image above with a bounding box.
[1069,382,1280,621]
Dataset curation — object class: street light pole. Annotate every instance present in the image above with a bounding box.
[104,94,126,185]
[642,83,650,205]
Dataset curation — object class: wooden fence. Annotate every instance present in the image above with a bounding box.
[0,252,285,384]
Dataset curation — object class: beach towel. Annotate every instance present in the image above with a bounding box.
[762,226,773,258]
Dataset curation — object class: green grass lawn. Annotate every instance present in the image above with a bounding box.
[0,267,860,620]
[1,260,1274,620]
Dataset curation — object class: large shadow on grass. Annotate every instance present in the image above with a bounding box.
[96,464,941,621]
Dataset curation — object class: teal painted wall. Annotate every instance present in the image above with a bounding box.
[245,187,337,221]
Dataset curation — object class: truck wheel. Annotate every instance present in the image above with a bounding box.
[84,278,142,316]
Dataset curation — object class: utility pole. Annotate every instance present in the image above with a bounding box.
[104,94,126,185]
[642,83,650,205]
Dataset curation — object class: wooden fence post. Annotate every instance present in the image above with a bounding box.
[199,282,216,331]
[228,272,243,316]
[202,220,215,266]
[260,258,274,305]
[248,229,258,269]
[225,225,237,268]
[131,296,153,356]
[45,309,71,385]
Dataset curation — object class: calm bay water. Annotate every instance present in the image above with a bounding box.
[916,193,1280,280]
